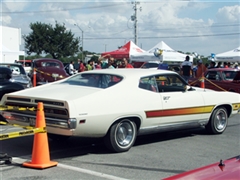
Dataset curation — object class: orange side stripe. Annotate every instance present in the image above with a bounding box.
[146,106,214,118]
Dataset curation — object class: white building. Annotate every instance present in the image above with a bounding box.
[0,26,24,63]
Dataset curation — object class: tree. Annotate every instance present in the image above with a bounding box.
[23,21,80,59]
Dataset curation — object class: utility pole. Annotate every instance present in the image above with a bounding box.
[74,24,84,61]
[131,1,141,45]
[103,44,107,52]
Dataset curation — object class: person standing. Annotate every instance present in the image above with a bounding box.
[69,61,76,75]
[98,55,115,69]
[78,60,85,72]
[196,59,207,79]
[216,62,222,68]
[208,61,216,69]
[180,55,193,83]
[74,59,81,70]
[122,58,134,68]
[86,60,94,71]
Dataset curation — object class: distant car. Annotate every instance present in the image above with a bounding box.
[163,155,240,180]
[140,62,159,69]
[16,60,32,75]
[1,69,240,153]
[189,68,240,93]
[0,67,25,100]
[30,58,69,85]
[140,62,181,74]
[0,63,32,88]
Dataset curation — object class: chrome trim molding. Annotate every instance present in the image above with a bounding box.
[138,119,209,135]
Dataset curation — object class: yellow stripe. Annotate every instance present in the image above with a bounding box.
[0,105,36,111]
[0,121,36,130]
[0,127,46,140]
[203,106,215,113]
[232,103,240,111]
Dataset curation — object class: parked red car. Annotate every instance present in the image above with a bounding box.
[163,155,240,180]
[30,58,69,85]
[189,68,240,93]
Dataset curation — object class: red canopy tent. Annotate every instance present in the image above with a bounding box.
[101,41,145,59]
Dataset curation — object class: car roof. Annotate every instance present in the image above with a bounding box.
[0,63,22,66]
[33,58,62,62]
[81,68,177,77]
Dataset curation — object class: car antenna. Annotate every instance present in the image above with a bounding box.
[218,159,225,167]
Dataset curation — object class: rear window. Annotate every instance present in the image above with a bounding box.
[42,62,61,68]
[61,73,123,88]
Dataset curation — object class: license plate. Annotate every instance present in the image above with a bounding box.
[29,118,36,127]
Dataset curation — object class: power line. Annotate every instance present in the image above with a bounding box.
[84,32,240,40]
[1,3,129,14]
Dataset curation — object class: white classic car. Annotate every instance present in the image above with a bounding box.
[1,69,240,153]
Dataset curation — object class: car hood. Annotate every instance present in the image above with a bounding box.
[6,83,101,101]
[163,156,240,180]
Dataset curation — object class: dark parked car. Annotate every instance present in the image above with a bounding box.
[0,66,24,121]
[189,68,240,93]
[0,63,32,88]
[30,58,69,85]
[0,67,25,100]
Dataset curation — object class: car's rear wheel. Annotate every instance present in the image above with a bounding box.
[205,107,228,134]
[104,119,137,153]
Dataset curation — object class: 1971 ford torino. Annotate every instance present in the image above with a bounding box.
[1,69,240,152]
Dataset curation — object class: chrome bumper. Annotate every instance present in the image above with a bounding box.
[1,111,77,130]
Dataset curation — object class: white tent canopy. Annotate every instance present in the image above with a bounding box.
[215,47,240,62]
[130,41,193,62]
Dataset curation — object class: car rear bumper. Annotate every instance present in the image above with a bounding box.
[1,111,76,136]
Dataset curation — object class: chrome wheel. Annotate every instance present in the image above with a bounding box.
[105,119,137,153]
[206,107,228,134]
[213,109,227,131]
[116,121,134,147]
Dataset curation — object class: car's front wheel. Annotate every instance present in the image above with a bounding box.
[205,107,228,134]
[104,119,137,153]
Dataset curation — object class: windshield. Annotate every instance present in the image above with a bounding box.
[61,73,123,88]
[41,62,61,68]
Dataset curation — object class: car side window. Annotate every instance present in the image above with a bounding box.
[62,73,123,89]
[139,76,158,92]
[206,71,218,80]
[155,74,186,92]
[222,71,237,81]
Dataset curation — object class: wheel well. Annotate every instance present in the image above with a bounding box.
[213,105,232,117]
[111,116,141,131]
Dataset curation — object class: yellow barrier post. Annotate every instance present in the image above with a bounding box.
[33,68,36,87]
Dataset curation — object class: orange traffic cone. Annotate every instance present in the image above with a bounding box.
[23,102,58,169]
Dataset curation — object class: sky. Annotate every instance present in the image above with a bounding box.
[1,0,240,57]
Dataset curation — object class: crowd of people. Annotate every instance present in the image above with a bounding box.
[67,54,134,75]
[180,55,240,83]
[67,55,240,82]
